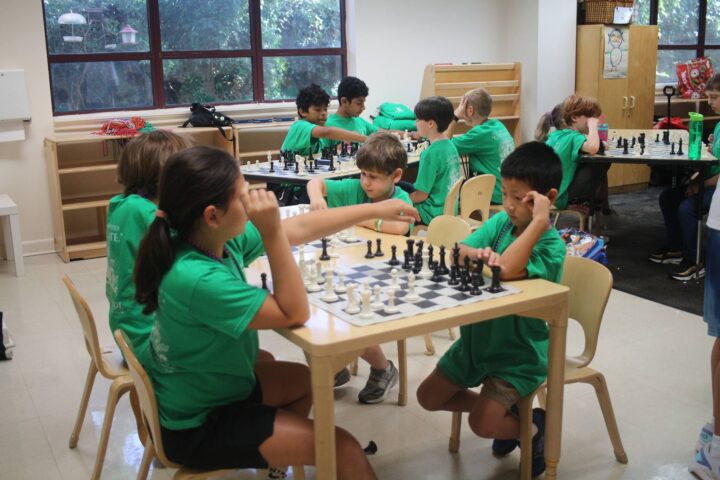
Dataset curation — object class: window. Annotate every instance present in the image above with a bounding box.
[634,0,720,83]
[42,0,346,114]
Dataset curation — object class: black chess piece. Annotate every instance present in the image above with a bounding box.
[671,142,675,154]
[374,238,384,257]
[663,130,670,145]
[616,137,622,149]
[486,265,505,293]
[474,259,485,286]
[269,160,274,173]
[639,132,646,145]
[406,239,415,258]
[319,238,330,261]
[412,254,422,274]
[456,268,471,292]
[677,138,684,155]
[365,240,374,259]
[283,159,288,171]
[631,137,636,148]
[656,133,660,143]
[452,242,460,267]
[448,265,459,285]
[308,159,314,173]
[640,144,645,156]
[314,158,319,170]
[328,155,335,171]
[469,275,481,295]
[430,264,444,282]
[261,272,268,290]
[402,249,412,271]
[427,245,435,269]
[436,245,449,275]
[294,161,299,174]
[416,240,424,256]
[598,141,605,155]
[622,139,629,155]
[388,245,400,266]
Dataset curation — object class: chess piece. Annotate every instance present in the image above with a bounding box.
[345,283,360,314]
[430,263,443,282]
[335,272,347,294]
[365,240,374,259]
[406,239,415,257]
[261,272,268,290]
[404,273,421,302]
[269,160,274,173]
[677,138,684,155]
[616,137,622,149]
[388,245,400,266]
[671,142,675,155]
[412,254,422,274]
[402,249,412,271]
[328,238,339,258]
[321,270,339,302]
[374,238,384,257]
[631,136,635,148]
[436,245,449,275]
[359,289,374,319]
[306,262,322,292]
[427,244,435,269]
[622,138,629,155]
[452,242,461,268]
[315,261,325,285]
[448,264,459,286]
[383,288,399,314]
[319,238,330,261]
[328,155,336,171]
[486,265,505,293]
[390,268,399,290]
[469,275,482,296]
[474,259,485,286]
[294,161,299,174]
[640,144,645,156]
[371,285,384,309]
[416,240,424,257]
[418,253,433,279]
[656,133,660,143]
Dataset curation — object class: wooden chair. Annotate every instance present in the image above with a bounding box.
[412,176,465,235]
[551,207,587,231]
[458,174,496,230]
[448,256,627,476]
[115,330,306,480]
[421,216,472,355]
[63,275,145,480]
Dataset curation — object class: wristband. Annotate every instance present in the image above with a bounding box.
[375,218,383,232]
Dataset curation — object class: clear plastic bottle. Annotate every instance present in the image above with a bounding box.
[689,112,704,160]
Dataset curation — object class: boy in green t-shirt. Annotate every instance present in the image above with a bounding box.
[446,88,515,205]
[308,132,413,403]
[281,83,368,157]
[416,142,567,478]
[407,96,462,224]
[320,76,379,152]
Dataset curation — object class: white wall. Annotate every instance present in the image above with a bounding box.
[0,0,578,255]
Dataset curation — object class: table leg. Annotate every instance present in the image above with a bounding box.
[397,339,407,406]
[544,302,568,480]
[310,356,338,480]
[696,166,707,274]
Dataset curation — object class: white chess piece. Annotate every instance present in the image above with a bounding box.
[390,268,399,290]
[345,283,360,314]
[306,262,322,292]
[404,272,421,302]
[418,253,433,279]
[328,238,339,258]
[383,289,399,314]
[359,289,374,319]
[335,272,347,294]
[315,261,325,285]
[266,151,272,163]
[303,259,314,288]
[255,160,260,170]
[371,285,384,309]
[321,270,339,302]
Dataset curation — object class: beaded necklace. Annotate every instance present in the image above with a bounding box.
[184,238,242,273]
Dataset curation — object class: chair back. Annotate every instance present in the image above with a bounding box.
[560,256,613,368]
[442,176,466,216]
[62,275,118,379]
[114,329,181,469]
[459,174,496,225]
[427,215,472,250]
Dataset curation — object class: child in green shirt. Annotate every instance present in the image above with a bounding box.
[133,146,417,477]
[407,96,463,224]
[416,142,567,478]
[281,83,368,157]
[320,76,379,152]
[308,132,412,403]
[542,95,608,211]
[106,130,192,356]
[447,88,515,205]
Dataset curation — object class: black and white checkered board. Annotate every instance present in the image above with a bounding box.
[307,260,521,327]
[243,160,358,179]
[290,236,363,255]
[605,134,695,159]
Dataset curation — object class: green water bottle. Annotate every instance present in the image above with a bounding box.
[689,112,704,160]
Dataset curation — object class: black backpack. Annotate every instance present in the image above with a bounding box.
[181,103,235,141]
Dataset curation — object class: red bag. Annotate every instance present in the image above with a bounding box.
[653,117,688,131]
[676,57,714,99]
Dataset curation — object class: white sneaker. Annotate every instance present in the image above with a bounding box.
[690,444,720,480]
[698,423,714,453]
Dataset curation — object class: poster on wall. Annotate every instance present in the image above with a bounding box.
[603,26,630,79]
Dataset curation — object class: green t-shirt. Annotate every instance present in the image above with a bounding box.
[546,129,587,209]
[413,138,462,225]
[142,223,268,430]
[281,119,320,156]
[320,114,378,149]
[106,194,156,356]
[451,120,515,204]
[438,211,566,397]
[709,122,720,179]
[325,178,414,232]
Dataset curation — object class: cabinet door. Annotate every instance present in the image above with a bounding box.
[627,25,659,128]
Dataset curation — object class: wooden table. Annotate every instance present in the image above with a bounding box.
[582,128,719,268]
[247,228,569,480]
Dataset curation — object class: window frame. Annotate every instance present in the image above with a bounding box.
[42,0,347,115]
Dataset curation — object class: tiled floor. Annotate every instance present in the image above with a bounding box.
[0,253,712,479]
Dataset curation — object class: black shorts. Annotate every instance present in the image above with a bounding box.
[161,381,277,470]
[567,163,610,204]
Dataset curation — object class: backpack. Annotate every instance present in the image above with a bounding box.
[181,103,236,141]
[558,228,608,266]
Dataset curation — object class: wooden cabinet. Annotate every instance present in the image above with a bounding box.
[44,128,234,262]
[419,63,522,144]
[576,25,659,188]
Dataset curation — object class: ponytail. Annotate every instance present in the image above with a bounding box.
[534,104,565,142]
[134,216,175,314]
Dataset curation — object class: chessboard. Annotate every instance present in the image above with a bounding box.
[602,130,715,161]
[304,259,520,327]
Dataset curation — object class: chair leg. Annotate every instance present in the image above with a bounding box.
[69,361,98,448]
[537,386,547,410]
[449,411,462,453]
[552,212,560,228]
[397,339,407,406]
[137,438,155,480]
[90,380,131,480]
[577,213,586,231]
[350,357,359,376]
[423,334,435,356]
[129,387,148,446]
[447,327,456,340]
[292,465,305,480]
[518,395,534,480]
[589,373,628,464]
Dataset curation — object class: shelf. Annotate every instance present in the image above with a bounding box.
[62,195,113,211]
[238,149,280,159]
[436,80,520,90]
[448,93,519,103]
[66,238,107,261]
[492,115,520,121]
[59,159,117,174]
[434,63,516,72]
[655,97,709,105]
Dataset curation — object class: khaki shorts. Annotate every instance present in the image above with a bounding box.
[479,377,520,410]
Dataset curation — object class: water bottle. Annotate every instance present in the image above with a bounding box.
[689,112,704,160]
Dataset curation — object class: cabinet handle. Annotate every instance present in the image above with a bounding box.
[629,95,636,117]
[622,96,628,114]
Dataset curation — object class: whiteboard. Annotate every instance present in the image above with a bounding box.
[0,70,31,121]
